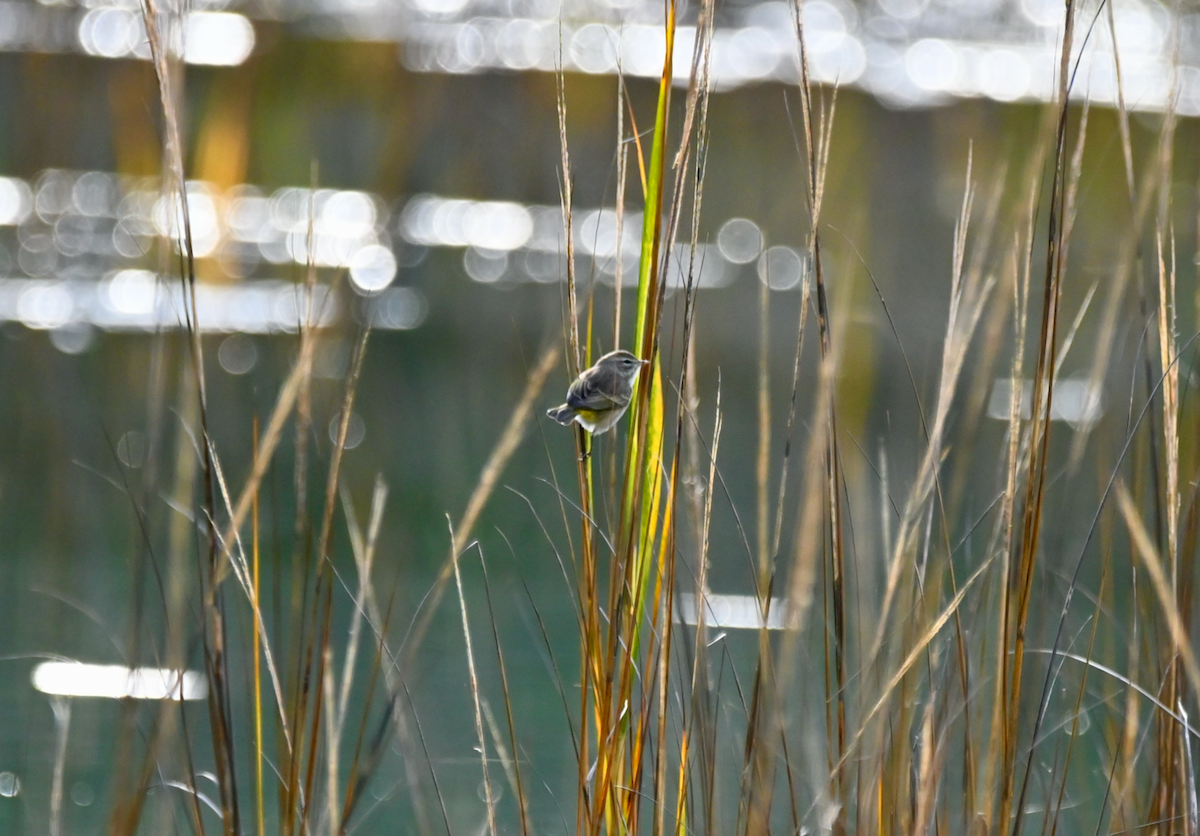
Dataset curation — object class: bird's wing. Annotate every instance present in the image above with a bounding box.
[565,369,619,411]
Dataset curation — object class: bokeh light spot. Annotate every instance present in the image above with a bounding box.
[329,412,366,450]
[368,286,428,330]
[463,247,509,283]
[349,244,398,293]
[0,772,20,799]
[756,245,805,290]
[218,333,258,375]
[117,430,147,468]
[717,218,763,264]
[183,12,255,66]
[0,177,33,225]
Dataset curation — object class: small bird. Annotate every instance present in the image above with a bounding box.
[547,349,648,435]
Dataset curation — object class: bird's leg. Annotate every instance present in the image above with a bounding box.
[575,424,592,463]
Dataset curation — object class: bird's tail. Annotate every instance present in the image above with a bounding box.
[546,404,576,425]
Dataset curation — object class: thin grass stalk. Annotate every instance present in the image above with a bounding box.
[138,2,244,831]
[1116,484,1200,703]
[606,87,637,526]
[578,423,600,836]
[557,49,581,377]
[616,0,674,585]
[619,173,670,684]
[479,562,532,836]
[550,53,603,836]
[756,254,771,581]
[758,303,839,833]
[202,553,238,834]
[140,0,207,421]
[630,363,666,639]
[1151,66,1182,819]
[770,274,811,566]
[252,420,265,836]
[1046,560,1108,836]
[614,83,627,350]
[451,537,498,836]
[777,682,803,836]
[627,504,664,831]
[663,18,714,828]
[629,4,673,365]
[1154,227,1183,832]
[575,354,600,836]
[49,698,69,836]
[1071,0,1178,468]
[1001,4,1076,832]
[337,490,397,833]
[1115,608,1143,832]
[912,689,938,836]
[168,378,210,836]
[981,165,1040,836]
[207,450,303,738]
[652,465,678,836]
[298,557,333,834]
[336,477,387,734]
[788,3,851,826]
[1183,701,1200,836]
[619,363,666,818]
[323,646,340,835]
[295,326,370,833]
[1105,7,1168,530]
[398,677,455,836]
[677,401,721,836]
[326,478,388,830]
[283,187,320,836]
[764,291,836,832]
[677,338,714,836]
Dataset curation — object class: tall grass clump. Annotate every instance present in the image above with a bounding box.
[542,0,1200,834]
[95,4,413,835]
[97,0,1200,833]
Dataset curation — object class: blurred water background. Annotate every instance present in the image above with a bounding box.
[0,0,1198,832]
